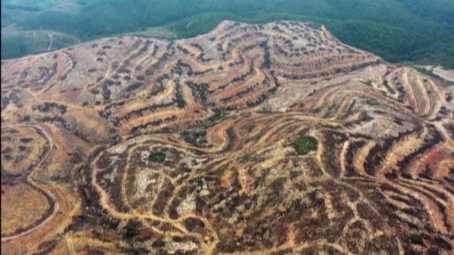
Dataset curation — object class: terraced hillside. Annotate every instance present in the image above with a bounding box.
[1,20,454,255]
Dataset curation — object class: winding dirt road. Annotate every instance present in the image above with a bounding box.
[1,123,59,242]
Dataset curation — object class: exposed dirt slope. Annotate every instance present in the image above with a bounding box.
[1,20,454,254]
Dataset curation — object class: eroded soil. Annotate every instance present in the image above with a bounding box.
[1,20,454,255]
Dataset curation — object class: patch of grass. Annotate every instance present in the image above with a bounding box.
[311,106,323,114]
[321,124,340,129]
[259,40,271,69]
[256,105,272,114]
[148,152,165,162]
[413,66,441,79]
[411,233,424,244]
[383,81,396,94]
[366,99,379,106]
[206,109,229,123]
[195,176,203,189]
[239,154,250,163]
[241,123,255,132]
[412,66,452,87]
[293,136,317,155]
[82,189,92,206]
[350,112,373,125]
[176,92,186,108]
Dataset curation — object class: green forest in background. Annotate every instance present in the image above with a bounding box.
[1,0,454,69]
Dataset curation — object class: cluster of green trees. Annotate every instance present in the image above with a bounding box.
[148,152,165,162]
[1,31,80,59]
[1,0,453,68]
[293,136,317,155]
[1,36,28,58]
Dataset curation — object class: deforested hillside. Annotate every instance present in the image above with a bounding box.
[1,20,454,254]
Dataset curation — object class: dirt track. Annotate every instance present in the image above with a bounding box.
[1,123,59,242]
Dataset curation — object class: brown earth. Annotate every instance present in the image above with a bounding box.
[1,20,454,254]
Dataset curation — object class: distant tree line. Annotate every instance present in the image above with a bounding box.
[1,0,453,68]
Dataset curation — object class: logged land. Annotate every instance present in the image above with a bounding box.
[1,21,454,254]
